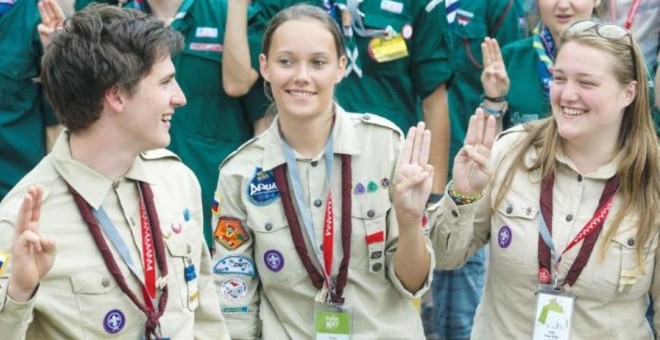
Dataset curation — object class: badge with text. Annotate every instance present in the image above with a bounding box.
[214,255,256,276]
[367,35,408,63]
[247,167,280,206]
[314,302,353,340]
[533,285,575,340]
[214,217,250,250]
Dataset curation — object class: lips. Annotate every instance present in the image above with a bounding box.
[286,89,316,98]
[562,106,587,116]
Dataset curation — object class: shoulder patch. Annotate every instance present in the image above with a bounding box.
[355,113,403,137]
[140,149,181,162]
[220,136,259,170]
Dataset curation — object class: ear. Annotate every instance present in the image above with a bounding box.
[622,80,637,107]
[335,55,347,84]
[259,53,270,82]
[104,86,125,112]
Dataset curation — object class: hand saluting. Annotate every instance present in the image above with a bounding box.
[37,0,66,48]
[393,122,434,226]
[452,109,497,195]
[8,186,56,302]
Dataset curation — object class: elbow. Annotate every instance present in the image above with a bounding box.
[223,80,250,97]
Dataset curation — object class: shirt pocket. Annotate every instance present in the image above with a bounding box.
[70,269,142,338]
[0,55,40,112]
[492,200,539,271]
[351,191,392,275]
[164,232,200,312]
[609,227,656,295]
[450,18,488,72]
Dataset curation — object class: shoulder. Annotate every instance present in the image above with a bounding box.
[348,113,404,139]
[502,37,533,57]
[0,156,59,224]
[140,148,181,162]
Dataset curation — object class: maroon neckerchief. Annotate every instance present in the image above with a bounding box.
[538,173,619,286]
[67,181,169,339]
[272,154,352,303]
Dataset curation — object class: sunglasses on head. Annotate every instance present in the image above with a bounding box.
[567,20,633,46]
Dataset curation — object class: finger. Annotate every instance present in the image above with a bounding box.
[41,235,56,255]
[465,145,490,170]
[31,186,43,224]
[395,170,430,193]
[474,108,486,146]
[16,192,35,236]
[418,129,431,167]
[464,114,478,146]
[481,39,492,67]
[49,0,66,23]
[17,229,43,253]
[39,0,54,26]
[492,38,504,64]
[411,121,425,164]
[482,115,498,150]
[401,126,416,164]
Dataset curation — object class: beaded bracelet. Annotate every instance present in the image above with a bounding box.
[448,183,482,205]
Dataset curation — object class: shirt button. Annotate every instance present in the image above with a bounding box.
[314,199,323,207]
[102,278,111,288]
[311,161,318,167]
[627,238,635,247]
[112,181,120,190]
[506,206,513,214]
[577,175,583,182]
[363,114,371,121]
[372,263,382,272]
[367,209,375,218]
[451,210,458,217]
[265,222,273,231]
[566,215,573,222]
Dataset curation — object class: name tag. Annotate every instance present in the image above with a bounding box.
[367,35,408,63]
[314,302,352,340]
[533,284,575,340]
[380,0,403,14]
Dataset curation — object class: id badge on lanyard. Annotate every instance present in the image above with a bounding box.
[533,284,575,340]
[314,302,353,340]
[368,34,408,63]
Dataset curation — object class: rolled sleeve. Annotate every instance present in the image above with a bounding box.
[387,237,435,299]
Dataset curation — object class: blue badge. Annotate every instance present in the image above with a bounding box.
[354,183,366,195]
[214,256,256,276]
[247,167,280,206]
[183,208,190,222]
[222,305,249,314]
[103,309,126,334]
[498,226,512,248]
[264,250,284,272]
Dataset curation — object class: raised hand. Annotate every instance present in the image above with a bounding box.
[452,109,497,195]
[480,37,510,98]
[393,122,434,225]
[8,186,56,302]
[37,0,66,48]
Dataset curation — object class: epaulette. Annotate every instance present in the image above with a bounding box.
[354,113,403,137]
[495,124,526,141]
[139,149,181,161]
[220,136,260,169]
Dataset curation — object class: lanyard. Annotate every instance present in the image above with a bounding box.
[624,0,641,30]
[68,182,169,339]
[273,154,353,304]
[282,134,335,285]
[537,173,620,287]
[533,25,555,99]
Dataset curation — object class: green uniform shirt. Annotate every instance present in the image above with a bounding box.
[126,0,269,247]
[336,0,453,132]
[74,0,119,12]
[0,0,58,202]
[446,0,525,173]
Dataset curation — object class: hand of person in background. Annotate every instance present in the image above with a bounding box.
[393,122,434,226]
[452,109,497,195]
[480,37,510,98]
[37,0,65,48]
[7,186,56,302]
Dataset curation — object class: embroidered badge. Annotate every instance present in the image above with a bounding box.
[380,0,403,14]
[264,250,284,272]
[103,309,126,334]
[214,217,250,250]
[247,167,280,206]
[456,9,474,26]
[367,181,379,193]
[402,24,413,39]
[171,222,183,234]
[365,230,385,245]
[214,256,256,276]
[189,43,223,52]
[183,208,190,222]
[353,183,366,195]
[212,192,222,216]
[220,278,249,300]
[498,226,512,248]
[381,178,390,189]
[195,26,218,38]
[0,251,8,276]
[222,306,249,314]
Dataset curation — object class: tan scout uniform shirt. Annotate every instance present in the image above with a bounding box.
[0,134,229,339]
[212,105,434,339]
[430,125,659,339]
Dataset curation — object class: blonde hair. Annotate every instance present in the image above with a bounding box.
[492,25,659,268]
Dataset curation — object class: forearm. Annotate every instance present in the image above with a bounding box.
[393,214,431,294]
[223,0,259,97]
[422,84,449,193]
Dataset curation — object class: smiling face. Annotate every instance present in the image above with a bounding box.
[538,0,600,39]
[259,18,346,124]
[551,41,636,146]
[119,56,186,151]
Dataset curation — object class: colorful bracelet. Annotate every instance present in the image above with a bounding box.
[448,183,482,205]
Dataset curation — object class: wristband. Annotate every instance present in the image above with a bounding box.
[479,102,508,118]
[448,183,482,205]
[480,94,507,103]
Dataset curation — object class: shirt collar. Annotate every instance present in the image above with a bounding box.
[555,147,620,179]
[51,132,153,209]
[259,104,361,171]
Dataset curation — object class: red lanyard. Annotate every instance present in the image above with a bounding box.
[624,0,641,30]
[139,188,157,308]
[322,191,334,280]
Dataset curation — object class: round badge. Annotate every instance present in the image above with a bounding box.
[220,278,249,300]
[381,178,390,189]
[264,249,284,272]
[402,24,413,39]
[497,226,512,248]
[538,268,551,284]
[171,222,183,234]
[103,309,126,334]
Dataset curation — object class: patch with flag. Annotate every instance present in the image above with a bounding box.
[212,192,222,216]
[0,251,8,276]
[214,217,250,250]
[456,9,473,26]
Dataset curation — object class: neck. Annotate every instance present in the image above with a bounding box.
[146,0,183,22]
[562,137,618,174]
[278,108,334,158]
[69,125,139,180]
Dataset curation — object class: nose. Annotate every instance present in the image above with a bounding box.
[172,79,187,108]
[293,63,311,84]
[560,80,579,102]
[556,0,570,10]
